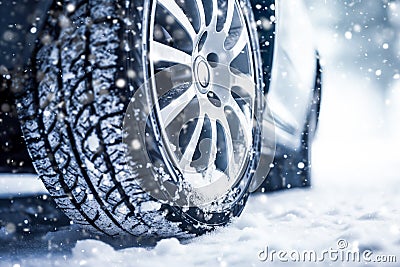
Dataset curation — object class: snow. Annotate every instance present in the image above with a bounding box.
[2,1,400,266]
[1,141,399,266]
[0,174,47,198]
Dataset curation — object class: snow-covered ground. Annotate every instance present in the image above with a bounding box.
[1,133,399,266]
[2,1,400,266]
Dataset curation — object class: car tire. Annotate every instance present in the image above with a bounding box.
[16,0,264,236]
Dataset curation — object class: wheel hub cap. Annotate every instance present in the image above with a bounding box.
[193,56,211,93]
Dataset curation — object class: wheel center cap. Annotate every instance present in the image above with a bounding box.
[194,56,210,94]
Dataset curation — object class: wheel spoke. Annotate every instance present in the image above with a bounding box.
[158,0,197,41]
[179,115,204,169]
[205,118,218,174]
[196,0,206,28]
[160,85,196,127]
[209,0,219,28]
[217,114,235,179]
[151,41,192,66]
[227,97,252,144]
[227,28,247,62]
[222,0,235,34]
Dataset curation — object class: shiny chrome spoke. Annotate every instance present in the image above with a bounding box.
[151,41,192,66]
[209,0,219,28]
[158,0,197,41]
[196,0,206,29]
[203,118,218,179]
[160,85,196,127]
[227,28,247,62]
[179,115,205,169]
[222,0,235,34]
[216,113,235,178]
[226,97,252,144]
[209,118,218,166]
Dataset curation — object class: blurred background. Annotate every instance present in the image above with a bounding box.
[308,0,399,134]
[305,0,400,186]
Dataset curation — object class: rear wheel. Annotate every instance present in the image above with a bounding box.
[16,0,263,236]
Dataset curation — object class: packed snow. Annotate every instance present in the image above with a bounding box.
[1,130,399,266]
